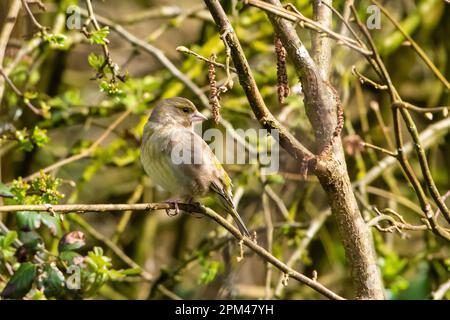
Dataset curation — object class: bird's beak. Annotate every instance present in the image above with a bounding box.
[191,111,208,122]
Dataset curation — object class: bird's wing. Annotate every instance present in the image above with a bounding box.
[210,168,234,209]
[165,128,249,237]
[163,128,231,197]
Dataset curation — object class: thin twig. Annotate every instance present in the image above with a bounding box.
[264,185,290,220]
[21,0,47,33]
[111,183,144,244]
[361,142,397,158]
[354,116,450,188]
[350,5,450,238]
[352,66,388,90]
[370,0,450,90]
[78,8,209,108]
[432,279,450,300]
[365,186,423,216]
[0,68,42,115]
[176,46,237,72]
[243,0,372,56]
[204,0,314,164]
[21,109,131,182]
[261,186,274,299]
[84,0,123,83]
[401,102,449,115]
[274,209,331,298]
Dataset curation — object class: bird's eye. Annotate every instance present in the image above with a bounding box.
[182,107,190,113]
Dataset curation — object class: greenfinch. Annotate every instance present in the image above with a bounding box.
[140,97,250,237]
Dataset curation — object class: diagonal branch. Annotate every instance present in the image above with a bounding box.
[370,0,450,90]
[0,67,42,115]
[204,0,313,162]
[354,116,450,188]
[0,202,344,300]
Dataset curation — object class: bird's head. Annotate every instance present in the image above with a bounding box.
[149,97,207,127]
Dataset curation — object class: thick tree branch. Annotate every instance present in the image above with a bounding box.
[311,0,333,80]
[0,202,344,300]
[256,0,384,299]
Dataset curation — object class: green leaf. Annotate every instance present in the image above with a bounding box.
[1,262,37,299]
[0,183,14,198]
[44,33,67,47]
[121,268,142,276]
[31,126,49,148]
[89,27,110,45]
[87,52,105,70]
[16,211,42,231]
[18,231,44,258]
[15,129,33,152]
[40,214,61,236]
[23,91,38,100]
[59,251,82,264]
[16,211,61,235]
[3,231,18,247]
[41,263,66,298]
[235,0,244,11]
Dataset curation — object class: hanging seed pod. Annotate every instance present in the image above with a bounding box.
[208,54,220,124]
[275,36,290,104]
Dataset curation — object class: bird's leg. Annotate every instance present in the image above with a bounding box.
[162,197,181,216]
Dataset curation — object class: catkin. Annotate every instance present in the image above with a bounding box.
[275,36,290,104]
[208,54,220,124]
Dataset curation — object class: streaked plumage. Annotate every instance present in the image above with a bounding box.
[140,97,250,237]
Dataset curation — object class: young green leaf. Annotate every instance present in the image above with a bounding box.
[88,52,105,70]
[89,27,110,45]
[16,211,42,231]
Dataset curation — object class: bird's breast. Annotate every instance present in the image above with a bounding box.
[141,130,196,196]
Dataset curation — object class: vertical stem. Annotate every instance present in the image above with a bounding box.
[262,190,273,299]
[262,0,385,299]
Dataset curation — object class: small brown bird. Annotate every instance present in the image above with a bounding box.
[140,97,250,237]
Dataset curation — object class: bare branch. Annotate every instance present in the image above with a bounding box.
[354,116,450,188]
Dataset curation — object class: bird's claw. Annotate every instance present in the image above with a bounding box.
[164,200,180,217]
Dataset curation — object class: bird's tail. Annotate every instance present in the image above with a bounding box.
[227,206,251,238]
[212,188,251,237]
